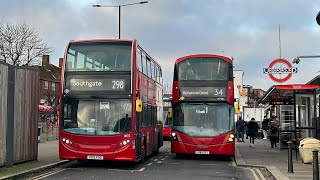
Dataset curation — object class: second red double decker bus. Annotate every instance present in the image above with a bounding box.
[59,39,163,162]
[162,93,172,140]
[171,54,235,157]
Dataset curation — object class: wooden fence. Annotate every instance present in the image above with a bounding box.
[0,61,39,167]
[0,63,8,166]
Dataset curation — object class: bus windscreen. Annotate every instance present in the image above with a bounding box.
[61,99,132,135]
[172,102,234,137]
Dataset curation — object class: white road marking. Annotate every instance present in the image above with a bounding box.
[138,168,145,172]
[161,158,165,161]
[157,161,162,163]
[153,159,158,162]
[147,163,153,166]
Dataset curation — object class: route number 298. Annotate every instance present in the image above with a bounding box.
[112,80,124,89]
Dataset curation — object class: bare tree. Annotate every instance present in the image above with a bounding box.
[0,21,52,66]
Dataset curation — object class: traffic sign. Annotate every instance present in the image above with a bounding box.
[263,58,297,83]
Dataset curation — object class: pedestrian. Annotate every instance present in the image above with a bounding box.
[246,117,259,147]
[261,116,270,140]
[235,117,246,142]
[267,116,280,148]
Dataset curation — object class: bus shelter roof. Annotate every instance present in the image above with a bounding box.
[258,84,319,104]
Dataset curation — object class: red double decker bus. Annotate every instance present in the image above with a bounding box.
[162,93,172,140]
[59,39,163,162]
[171,54,235,157]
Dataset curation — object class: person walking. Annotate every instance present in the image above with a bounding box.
[261,116,270,140]
[235,117,246,142]
[267,116,280,148]
[247,118,259,147]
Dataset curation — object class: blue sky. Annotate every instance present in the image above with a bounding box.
[1,0,320,90]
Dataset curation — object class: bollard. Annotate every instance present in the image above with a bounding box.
[38,127,41,143]
[313,149,319,180]
[288,141,294,173]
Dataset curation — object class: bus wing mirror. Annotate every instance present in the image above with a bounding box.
[168,108,172,118]
[136,99,142,112]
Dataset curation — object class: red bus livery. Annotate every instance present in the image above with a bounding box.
[59,39,163,162]
[162,93,172,140]
[171,54,235,157]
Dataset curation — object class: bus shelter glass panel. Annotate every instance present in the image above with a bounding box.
[279,105,295,131]
[295,94,315,138]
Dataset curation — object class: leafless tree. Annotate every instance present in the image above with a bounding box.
[0,21,52,66]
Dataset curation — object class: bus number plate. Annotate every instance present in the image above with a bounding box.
[87,155,104,160]
[195,151,209,155]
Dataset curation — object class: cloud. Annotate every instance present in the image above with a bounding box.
[1,0,320,90]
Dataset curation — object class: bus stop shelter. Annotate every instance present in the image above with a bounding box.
[259,84,319,149]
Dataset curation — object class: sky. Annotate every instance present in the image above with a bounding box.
[1,0,320,91]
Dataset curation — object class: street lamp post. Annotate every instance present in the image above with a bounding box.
[316,11,320,26]
[292,55,320,64]
[92,1,148,39]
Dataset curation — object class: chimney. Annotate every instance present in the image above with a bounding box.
[59,58,63,68]
[42,55,50,66]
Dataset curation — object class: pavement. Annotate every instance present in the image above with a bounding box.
[0,140,66,180]
[235,138,315,180]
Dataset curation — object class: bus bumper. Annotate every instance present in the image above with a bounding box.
[171,141,235,156]
[59,141,136,161]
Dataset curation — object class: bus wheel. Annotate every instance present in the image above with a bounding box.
[139,144,146,163]
[176,153,183,159]
[155,135,160,154]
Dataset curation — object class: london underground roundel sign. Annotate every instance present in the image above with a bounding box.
[263,58,298,83]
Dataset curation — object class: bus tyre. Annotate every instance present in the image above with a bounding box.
[140,144,146,163]
[176,153,183,159]
[155,135,160,154]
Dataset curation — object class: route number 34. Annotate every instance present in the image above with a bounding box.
[214,89,223,96]
[112,80,124,89]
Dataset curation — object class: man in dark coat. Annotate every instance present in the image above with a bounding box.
[236,117,246,142]
[247,118,259,147]
[261,116,270,139]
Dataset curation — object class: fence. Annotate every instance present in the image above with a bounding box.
[0,61,39,167]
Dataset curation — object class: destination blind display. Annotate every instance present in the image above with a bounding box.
[180,87,226,98]
[69,79,126,91]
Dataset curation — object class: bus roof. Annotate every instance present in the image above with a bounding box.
[175,54,233,64]
[69,38,134,44]
[66,38,162,70]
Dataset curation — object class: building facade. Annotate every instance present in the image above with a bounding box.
[233,70,244,117]
[36,55,62,113]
